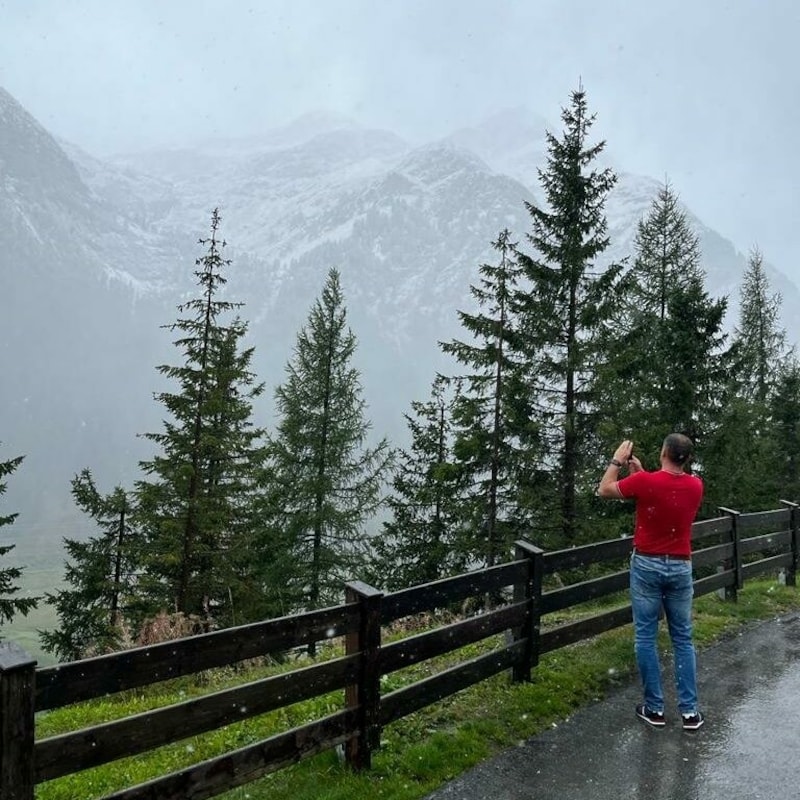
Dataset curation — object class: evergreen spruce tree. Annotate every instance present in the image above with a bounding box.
[440,229,542,565]
[267,268,392,617]
[731,247,788,403]
[630,180,701,321]
[0,448,37,630]
[701,395,775,511]
[40,470,138,660]
[660,274,729,465]
[372,376,468,590]
[770,359,800,502]
[704,249,788,510]
[598,182,703,464]
[595,183,728,474]
[134,210,265,627]
[513,86,625,545]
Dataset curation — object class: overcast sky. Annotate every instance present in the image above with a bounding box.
[1,0,798,283]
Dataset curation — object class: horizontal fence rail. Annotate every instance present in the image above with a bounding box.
[1,501,797,800]
[380,601,528,675]
[35,603,361,712]
[100,708,360,800]
[35,654,361,783]
[380,640,526,727]
[381,560,528,622]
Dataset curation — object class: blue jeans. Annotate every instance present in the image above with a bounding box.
[630,552,699,715]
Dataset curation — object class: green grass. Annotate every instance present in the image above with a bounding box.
[35,578,800,800]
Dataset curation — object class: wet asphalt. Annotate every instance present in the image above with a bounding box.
[423,612,800,800]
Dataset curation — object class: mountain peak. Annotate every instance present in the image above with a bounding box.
[399,140,493,181]
[441,107,553,187]
[0,86,83,188]
[447,107,551,154]
[281,109,360,136]
[196,109,364,157]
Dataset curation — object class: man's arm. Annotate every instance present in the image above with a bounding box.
[597,462,623,498]
[597,440,635,499]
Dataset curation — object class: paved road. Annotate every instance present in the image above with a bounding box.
[424,612,800,800]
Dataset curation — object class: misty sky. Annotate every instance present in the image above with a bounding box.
[1,0,798,282]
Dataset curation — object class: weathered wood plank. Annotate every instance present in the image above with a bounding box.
[693,570,734,598]
[737,508,791,532]
[543,537,632,573]
[100,709,358,800]
[691,541,734,568]
[380,601,527,675]
[35,655,359,782]
[36,604,359,711]
[739,529,791,556]
[540,605,632,653]
[382,561,527,622]
[741,552,793,580]
[692,516,733,542]
[540,570,630,615]
[380,641,525,726]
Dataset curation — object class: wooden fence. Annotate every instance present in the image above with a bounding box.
[1,501,797,800]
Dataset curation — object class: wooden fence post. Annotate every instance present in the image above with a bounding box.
[512,540,545,682]
[719,507,742,600]
[344,580,383,771]
[0,641,36,800]
[780,500,799,587]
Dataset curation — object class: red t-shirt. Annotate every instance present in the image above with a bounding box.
[617,469,703,557]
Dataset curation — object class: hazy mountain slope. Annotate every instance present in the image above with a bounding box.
[0,88,173,520]
[2,86,799,545]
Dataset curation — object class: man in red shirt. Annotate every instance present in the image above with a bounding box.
[598,433,704,730]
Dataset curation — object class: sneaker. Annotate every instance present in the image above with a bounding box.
[682,711,705,730]
[635,704,666,727]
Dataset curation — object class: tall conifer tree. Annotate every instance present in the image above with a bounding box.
[661,274,729,450]
[704,249,788,509]
[134,210,265,625]
[625,182,702,460]
[731,247,788,403]
[0,448,37,630]
[441,229,541,564]
[267,268,391,614]
[595,183,725,471]
[770,359,800,502]
[631,180,701,321]
[513,86,624,545]
[40,470,138,660]
[373,376,467,589]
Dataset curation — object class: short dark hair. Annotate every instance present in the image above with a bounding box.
[663,433,694,466]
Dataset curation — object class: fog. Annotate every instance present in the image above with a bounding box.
[1,0,799,282]
[2,1,800,667]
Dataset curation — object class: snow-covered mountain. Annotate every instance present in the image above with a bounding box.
[101,103,800,354]
[2,87,799,538]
